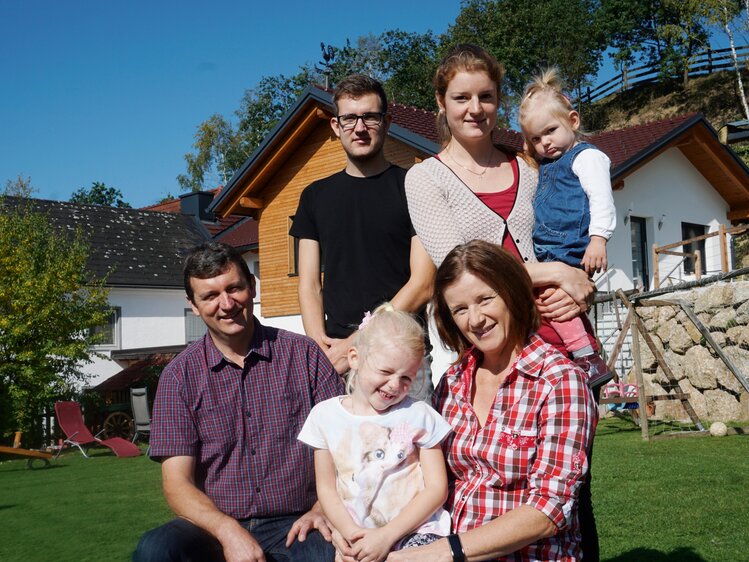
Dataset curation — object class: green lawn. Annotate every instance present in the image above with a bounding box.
[0,418,746,562]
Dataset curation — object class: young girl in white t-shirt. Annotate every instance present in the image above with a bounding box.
[298,303,451,562]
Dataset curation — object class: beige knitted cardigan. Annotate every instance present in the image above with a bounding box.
[405,156,539,266]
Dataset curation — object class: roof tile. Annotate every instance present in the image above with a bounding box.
[1,197,207,287]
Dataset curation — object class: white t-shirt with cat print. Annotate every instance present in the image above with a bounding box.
[298,396,452,536]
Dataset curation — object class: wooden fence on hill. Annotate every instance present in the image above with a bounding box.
[577,45,749,105]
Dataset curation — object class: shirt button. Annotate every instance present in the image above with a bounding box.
[256,487,261,493]
[251,449,256,455]
[523,257,529,262]
[515,239,520,243]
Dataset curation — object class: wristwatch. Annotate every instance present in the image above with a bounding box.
[447,534,465,562]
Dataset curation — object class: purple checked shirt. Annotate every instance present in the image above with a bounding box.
[150,318,344,520]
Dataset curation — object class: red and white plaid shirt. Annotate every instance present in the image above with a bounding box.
[433,335,597,561]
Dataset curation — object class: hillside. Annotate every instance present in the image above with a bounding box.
[584,69,748,134]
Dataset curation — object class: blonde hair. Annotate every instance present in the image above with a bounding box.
[518,67,586,160]
[433,44,504,147]
[346,303,425,395]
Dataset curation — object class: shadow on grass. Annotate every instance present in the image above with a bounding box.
[596,414,709,438]
[0,463,67,473]
[595,415,642,436]
[0,504,17,510]
[605,547,706,562]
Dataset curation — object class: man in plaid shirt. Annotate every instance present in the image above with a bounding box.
[134,243,344,562]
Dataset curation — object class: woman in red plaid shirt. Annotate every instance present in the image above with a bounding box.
[388,240,597,562]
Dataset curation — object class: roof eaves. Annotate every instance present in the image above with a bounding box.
[105,282,185,290]
[234,242,260,252]
[388,124,441,156]
[215,215,257,238]
[209,85,333,213]
[610,113,703,179]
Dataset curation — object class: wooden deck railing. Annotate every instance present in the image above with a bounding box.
[577,45,749,105]
[652,224,749,288]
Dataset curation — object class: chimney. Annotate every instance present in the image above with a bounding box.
[179,191,215,221]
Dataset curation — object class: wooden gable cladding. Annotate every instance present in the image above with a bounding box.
[257,122,427,318]
[224,105,325,217]
[676,125,749,223]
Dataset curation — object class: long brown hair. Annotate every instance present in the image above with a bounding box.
[432,240,540,363]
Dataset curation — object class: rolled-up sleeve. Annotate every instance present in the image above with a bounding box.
[526,366,596,529]
[149,362,198,460]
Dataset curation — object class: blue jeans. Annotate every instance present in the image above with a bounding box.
[133,515,335,562]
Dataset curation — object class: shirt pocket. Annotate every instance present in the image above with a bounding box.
[197,406,237,446]
[251,392,302,443]
[493,426,538,488]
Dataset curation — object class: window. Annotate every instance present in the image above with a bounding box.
[681,222,707,275]
[90,307,120,348]
[185,309,207,343]
[630,217,649,290]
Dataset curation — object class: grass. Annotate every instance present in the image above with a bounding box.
[0,418,747,562]
[0,446,170,562]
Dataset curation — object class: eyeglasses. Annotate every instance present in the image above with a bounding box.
[336,112,386,131]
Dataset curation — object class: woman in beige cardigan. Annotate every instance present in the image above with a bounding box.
[405,45,593,331]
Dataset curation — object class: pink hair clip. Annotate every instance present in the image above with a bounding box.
[358,311,373,330]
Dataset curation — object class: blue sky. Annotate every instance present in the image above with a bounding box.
[1,1,461,207]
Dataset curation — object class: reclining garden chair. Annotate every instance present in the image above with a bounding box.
[54,401,141,458]
[130,387,151,444]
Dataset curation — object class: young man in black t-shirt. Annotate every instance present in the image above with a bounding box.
[290,74,435,378]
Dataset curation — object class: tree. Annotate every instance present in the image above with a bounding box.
[0,193,110,442]
[176,114,246,192]
[70,181,131,208]
[3,175,36,197]
[177,69,315,192]
[447,0,605,120]
[378,30,441,110]
[703,0,748,118]
[598,0,711,86]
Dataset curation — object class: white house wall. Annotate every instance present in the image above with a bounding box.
[605,148,731,291]
[83,287,189,386]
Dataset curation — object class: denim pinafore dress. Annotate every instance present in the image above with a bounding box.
[532,142,593,267]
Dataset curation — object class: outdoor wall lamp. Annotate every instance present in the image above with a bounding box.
[658,213,667,230]
[624,207,633,225]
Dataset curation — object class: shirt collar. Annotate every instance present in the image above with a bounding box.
[448,333,547,382]
[512,333,547,379]
[204,316,271,369]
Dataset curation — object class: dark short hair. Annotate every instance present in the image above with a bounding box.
[432,240,540,363]
[333,74,388,115]
[183,242,253,302]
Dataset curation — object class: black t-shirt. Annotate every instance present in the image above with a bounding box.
[290,166,417,338]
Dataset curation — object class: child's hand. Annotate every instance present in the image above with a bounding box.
[581,235,608,275]
[350,527,397,562]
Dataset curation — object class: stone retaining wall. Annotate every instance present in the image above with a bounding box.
[633,281,749,422]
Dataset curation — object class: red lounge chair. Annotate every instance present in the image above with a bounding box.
[54,401,141,458]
